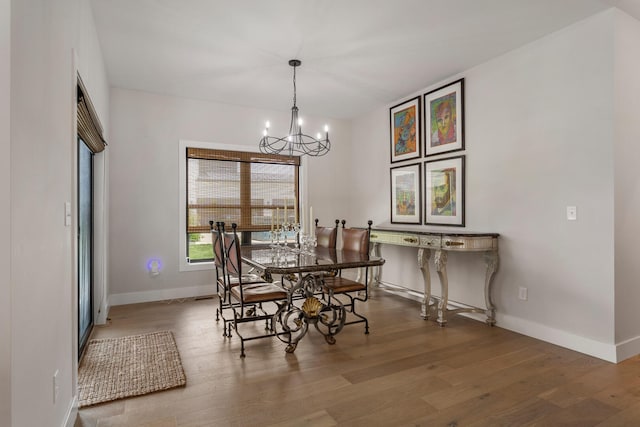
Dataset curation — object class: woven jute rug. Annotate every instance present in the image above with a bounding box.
[78,330,186,407]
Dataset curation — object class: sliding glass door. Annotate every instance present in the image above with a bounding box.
[78,138,93,356]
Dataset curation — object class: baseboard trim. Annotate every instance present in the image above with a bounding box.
[615,335,640,362]
[95,298,109,325]
[109,285,215,306]
[63,395,77,427]
[495,312,617,363]
[375,282,618,363]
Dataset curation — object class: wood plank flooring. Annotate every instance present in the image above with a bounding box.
[76,292,640,426]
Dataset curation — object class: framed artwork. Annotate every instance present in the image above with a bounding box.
[424,78,464,156]
[390,96,421,163]
[390,163,421,224]
[424,155,464,226]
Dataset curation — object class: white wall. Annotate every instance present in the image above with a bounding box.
[10,0,109,425]
[108,88,351,302]
[106,9,640,363]
[1,0,11,425]
[613,10,640,360]
[352,11,618,361]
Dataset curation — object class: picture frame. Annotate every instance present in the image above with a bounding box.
[390,163,421,224]
[390,96,421,163]
[424,78,464,156]
[424,155,464,226]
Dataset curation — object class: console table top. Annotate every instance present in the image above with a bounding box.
[371,226,499,238]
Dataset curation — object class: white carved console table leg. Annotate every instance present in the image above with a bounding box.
[483,251,499,325]
[417,248,432,319]
[434,250,449,325]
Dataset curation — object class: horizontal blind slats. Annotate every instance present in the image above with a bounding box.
[187,147,300,166]
[77,98,106,153]
[77,78,106,153]
[186,148,299,234]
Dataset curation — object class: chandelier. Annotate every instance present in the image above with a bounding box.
[259,59,330,157]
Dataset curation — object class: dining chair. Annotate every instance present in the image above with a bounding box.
[209,221,267,339]
[224,223,289,358]
[322,220,373,334]
[305,219,341,297]
[314,218,340,249]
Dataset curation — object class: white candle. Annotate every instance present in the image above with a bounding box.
[309,206,313,236]
[294,197,298,223]
[276,207,280,229]
[284,201,287,224]
[271,209,274,231]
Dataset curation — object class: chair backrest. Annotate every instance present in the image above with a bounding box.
[341,220,372,254]
[315,218,339,249]
[224,223,243,277]
[210,221,226,269]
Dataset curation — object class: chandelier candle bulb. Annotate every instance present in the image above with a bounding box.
[294,198,298,223]
[276,207,279,229]
[284,202,287,224]
[309,206,313,236]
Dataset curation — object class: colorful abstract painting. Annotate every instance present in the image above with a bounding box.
[390,97,420,162]
[390,163,421,224]
[425,155,465,226]
[424,79,464,156]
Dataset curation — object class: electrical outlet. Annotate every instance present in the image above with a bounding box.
[566,206,577,221]
[518,287,528,301]
[53,370,59,403]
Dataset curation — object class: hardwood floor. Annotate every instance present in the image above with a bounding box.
[76,292,640,426]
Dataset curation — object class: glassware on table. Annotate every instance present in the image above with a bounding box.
[282,222,290,249]
[274,227,282,251]
[298,232,316,254]
[292,222,301,251]
[299,232,307,253]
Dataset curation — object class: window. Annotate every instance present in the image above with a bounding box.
[185,147,300,263]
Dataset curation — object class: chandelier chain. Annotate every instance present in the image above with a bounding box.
[292,64,297,108]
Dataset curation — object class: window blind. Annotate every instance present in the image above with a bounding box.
[186,148,300,233]
[77,77,106,153]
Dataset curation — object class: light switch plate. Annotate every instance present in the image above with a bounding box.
[567,206,577,221]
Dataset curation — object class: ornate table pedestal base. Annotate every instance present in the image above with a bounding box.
[273,274,346,353]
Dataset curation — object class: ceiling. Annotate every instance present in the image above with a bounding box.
[90,0,637,120]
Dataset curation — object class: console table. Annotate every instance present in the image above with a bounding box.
[369,228,499,326]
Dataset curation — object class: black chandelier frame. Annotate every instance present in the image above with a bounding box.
[259,59,330,157]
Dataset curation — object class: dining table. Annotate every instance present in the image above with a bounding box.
[241,245,385,353]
